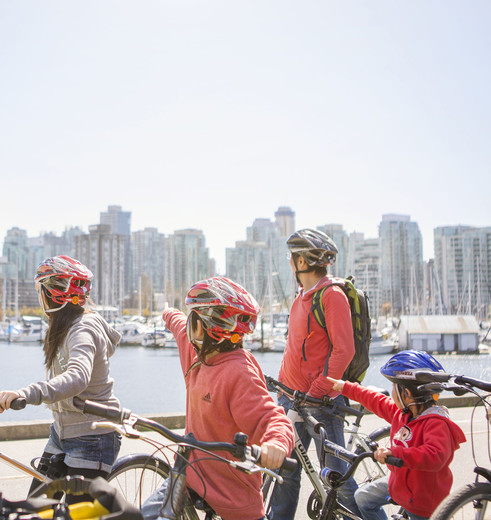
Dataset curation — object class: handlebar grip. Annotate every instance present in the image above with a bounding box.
[385,455,403,468]
[83,400,126,422]
[10,398,26,410]
[281,457,297,472]
[413,371,450,383]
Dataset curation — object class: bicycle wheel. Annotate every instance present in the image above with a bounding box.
[108,454,201,519]
[108,453,170,508]
[430,482,491,520]
[353,425,391,484]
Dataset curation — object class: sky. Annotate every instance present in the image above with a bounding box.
[1,1,490,273]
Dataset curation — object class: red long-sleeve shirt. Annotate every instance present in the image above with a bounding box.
[279,276,355,398]
[163,309,294,520]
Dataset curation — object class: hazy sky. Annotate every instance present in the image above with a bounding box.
[1,1,490,272]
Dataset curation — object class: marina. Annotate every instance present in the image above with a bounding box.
[1,339,490,423]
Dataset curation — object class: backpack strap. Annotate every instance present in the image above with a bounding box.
[310,282,348,377]
[305,285,335,375]
[300,286,328,362]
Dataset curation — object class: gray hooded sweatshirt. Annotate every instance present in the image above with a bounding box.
[19,312,121,439]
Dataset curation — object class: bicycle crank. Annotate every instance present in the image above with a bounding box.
[307,491,322,519]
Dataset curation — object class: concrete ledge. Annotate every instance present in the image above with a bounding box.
[0,394,482,441]
[349,393,483,415]
[0,413,186,442]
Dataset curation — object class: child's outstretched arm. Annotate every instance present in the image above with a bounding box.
[324,376,345,393]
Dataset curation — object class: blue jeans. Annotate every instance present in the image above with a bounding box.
[142,479,266,520]
[44,424,121,473]
[142,479,169,520]
[270,394,361,520]
[355,477,428,520]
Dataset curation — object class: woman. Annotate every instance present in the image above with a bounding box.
[0,255,122,502]
[142,276,294,520]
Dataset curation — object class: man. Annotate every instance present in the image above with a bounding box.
[271,228,361,519]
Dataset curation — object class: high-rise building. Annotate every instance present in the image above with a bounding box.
[2,227,29,280]
[100,205,132,292]
[434,225,491,317]
[379,214,423,315]
[75,224,126,312]
[351,236,382,317]
[131,227,168,309]
[274,206,296,238]
[168,229,211,309]
[100,205,131,235]
[317,224,348,278]
[226,210,294,313]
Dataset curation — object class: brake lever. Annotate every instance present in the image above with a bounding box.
[230,460,284,483]
[91,420,142,439]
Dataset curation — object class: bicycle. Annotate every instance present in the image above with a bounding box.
[263,375,396,519]
[82,399,297,519]
[263,394,405,520]
[0,475,143,519]
[412,371,491,520]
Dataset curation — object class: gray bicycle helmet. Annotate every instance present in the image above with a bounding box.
[287,228,338,267]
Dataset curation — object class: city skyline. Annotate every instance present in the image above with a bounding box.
[2,206,486,275]
[1,2,490,274]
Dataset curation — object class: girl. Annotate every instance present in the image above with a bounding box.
[0,255,122,502]
[142,276,294,520]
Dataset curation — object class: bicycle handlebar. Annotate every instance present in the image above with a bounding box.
[322,438,403,469]
[83,400,297,473]
[264,374,364,419]
[10,398,26,411]
[413,371,491,394]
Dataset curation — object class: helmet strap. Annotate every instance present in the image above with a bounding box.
[292,255,314,286]
[44,301,68,314]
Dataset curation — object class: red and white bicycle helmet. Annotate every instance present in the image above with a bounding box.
[185,277,260,343]
[35,255,93,311]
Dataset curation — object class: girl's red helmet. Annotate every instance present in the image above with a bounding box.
[185,277,260,343]
[35,255,93,308]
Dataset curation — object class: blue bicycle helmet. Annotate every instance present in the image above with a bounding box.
[381,350,445,386]
[381,351,446,410]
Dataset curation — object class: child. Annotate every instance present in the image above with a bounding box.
[325,350,466,520]
[142,277,294,520]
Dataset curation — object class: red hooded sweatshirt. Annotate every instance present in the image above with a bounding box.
[343,382,466,518]
[163,309,294,520]
[279,276,355,398]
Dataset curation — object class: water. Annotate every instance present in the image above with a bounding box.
[1,340,490,423]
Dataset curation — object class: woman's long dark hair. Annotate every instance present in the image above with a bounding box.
[42,287,88,368]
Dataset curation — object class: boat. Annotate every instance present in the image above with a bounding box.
[10,316,47,343]
[369,327,397,356]
[115,320,152,346]
[142,331,167,348]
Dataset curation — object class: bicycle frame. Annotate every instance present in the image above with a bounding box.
[0,451,48,482]
[83,400,295,520]
[287,407,327,505]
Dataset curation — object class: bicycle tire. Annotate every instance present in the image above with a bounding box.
[108,454,201,519]
[430,482,491,520]
[108,454,170,508]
